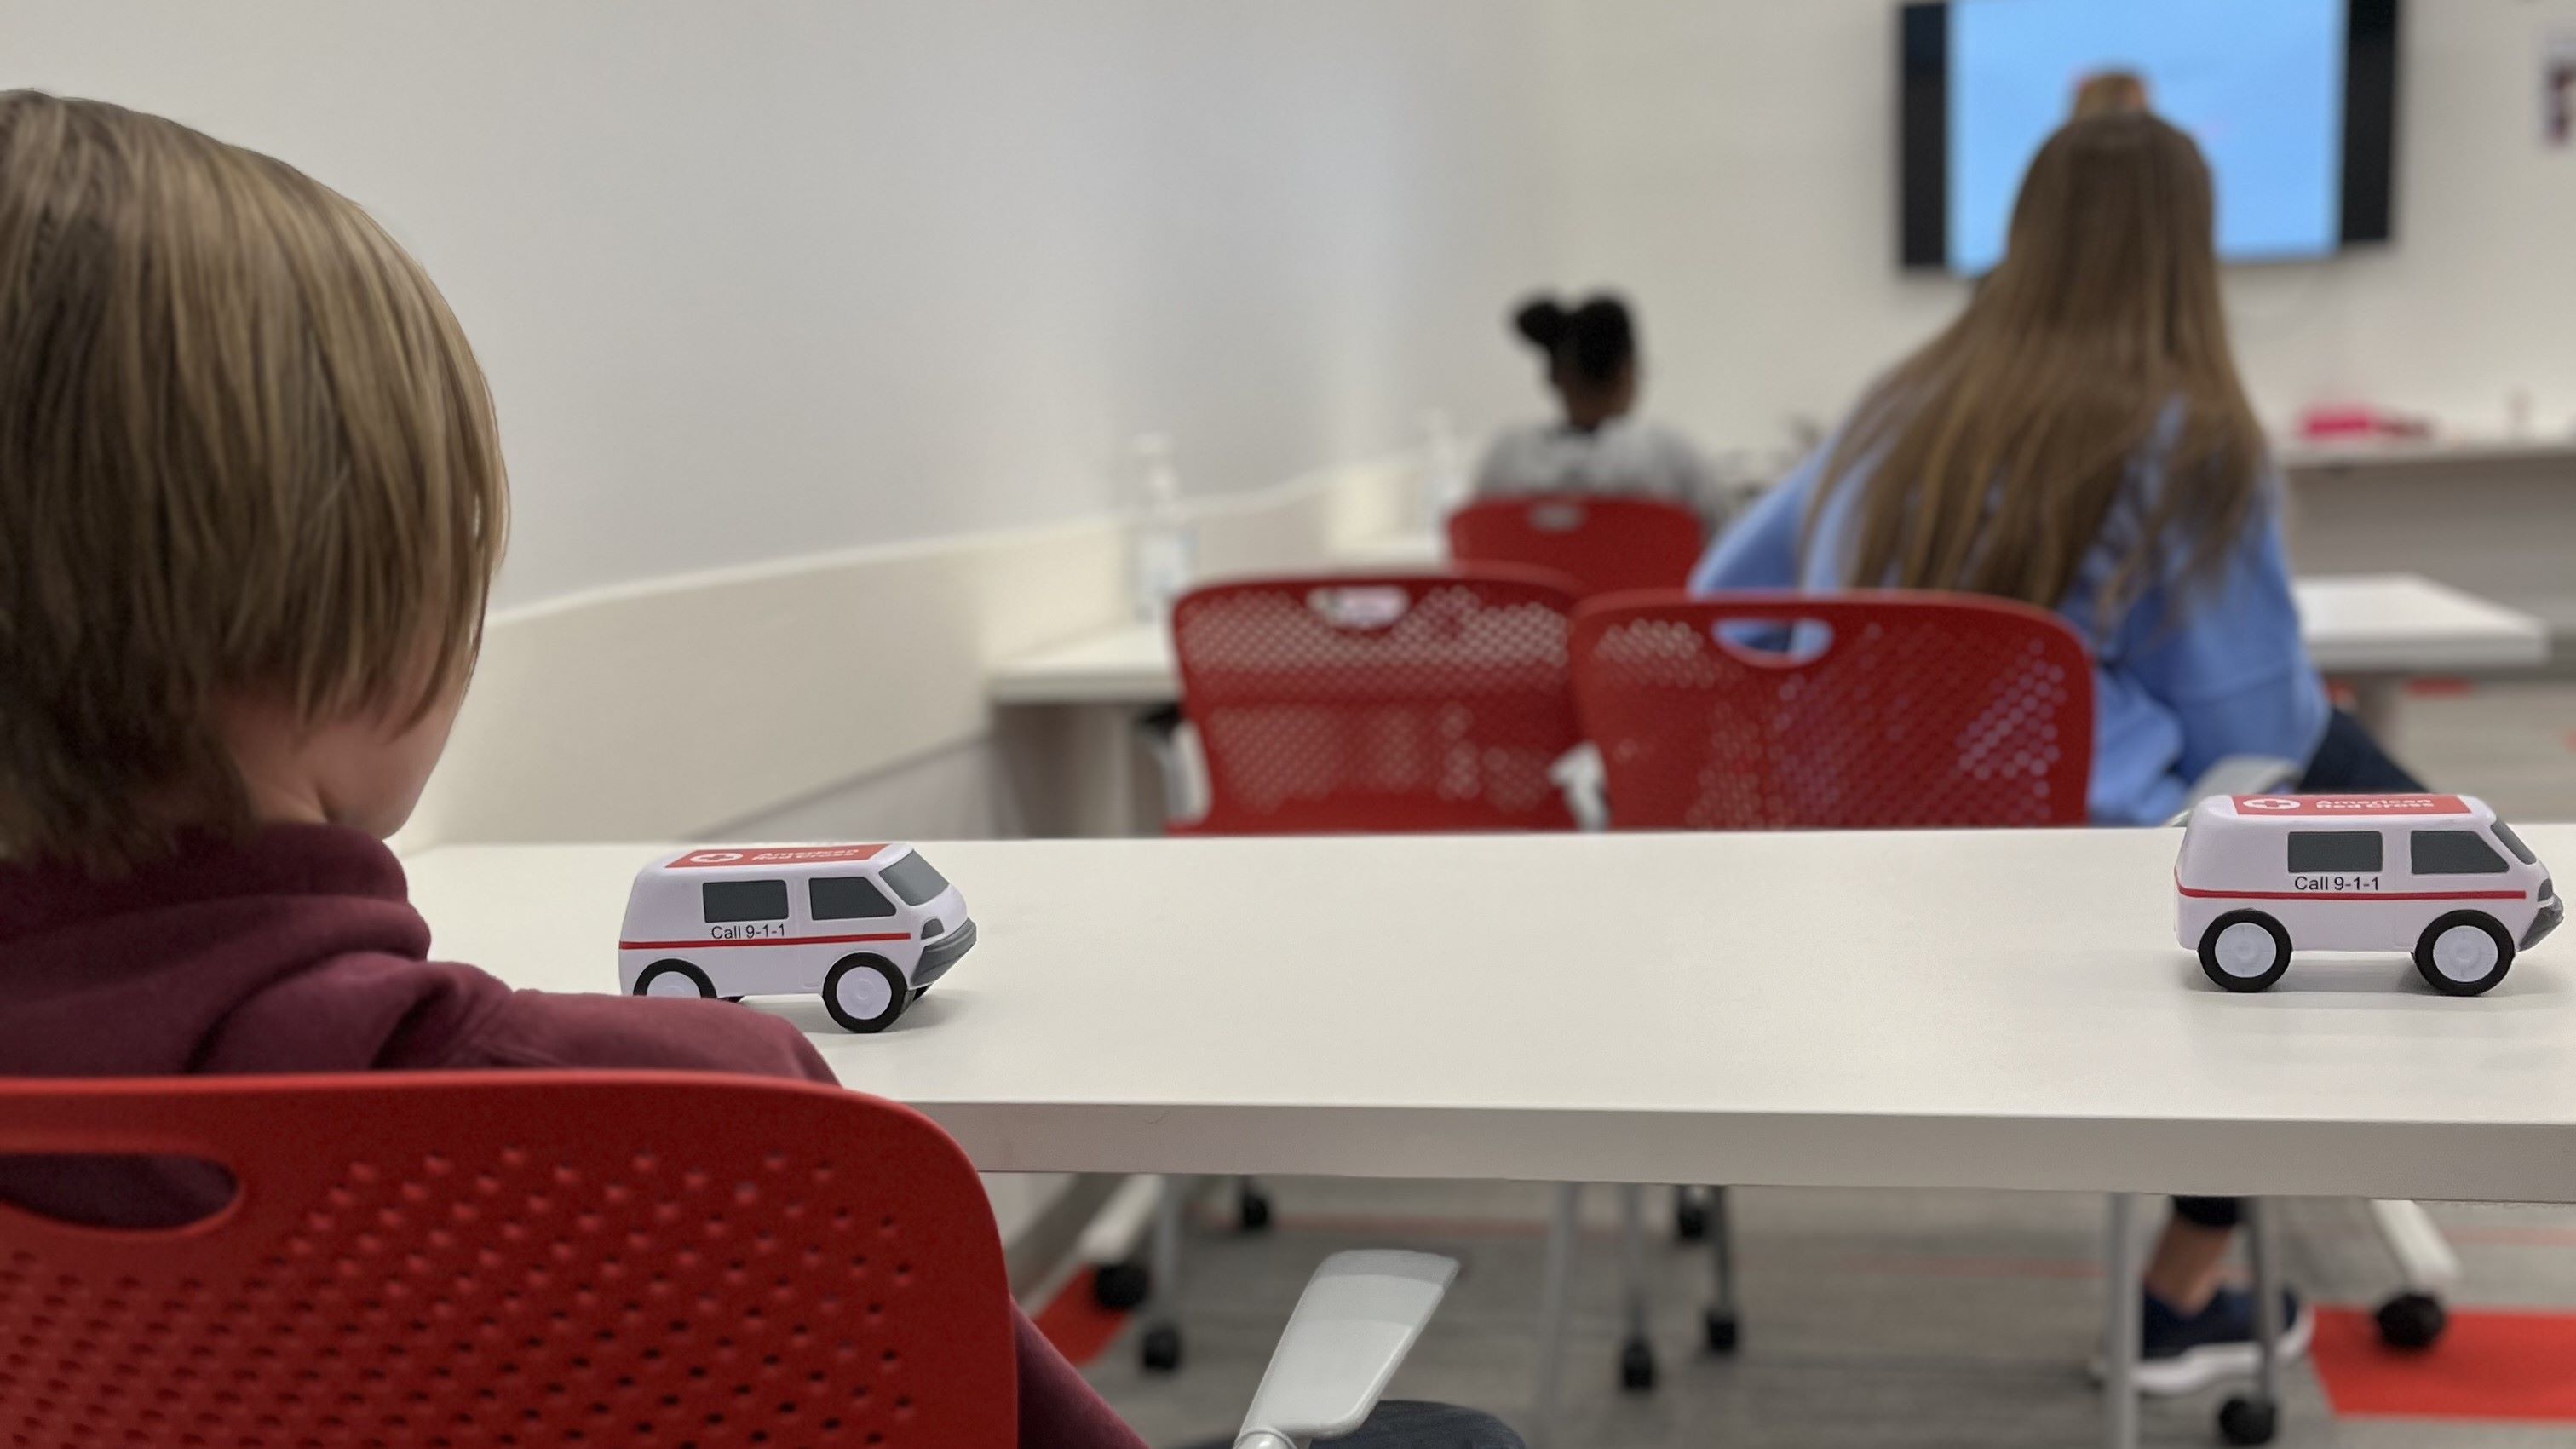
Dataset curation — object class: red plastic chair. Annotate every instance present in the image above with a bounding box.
[0,1072,1019,1448]
[1170,570,1585,834]
[1569,591,2095,830]
[1544,591,2094,1412]
[1446,494,1705,599]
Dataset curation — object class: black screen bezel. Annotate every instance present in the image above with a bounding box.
[1897,0,2401,270]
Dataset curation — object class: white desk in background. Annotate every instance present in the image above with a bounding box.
[991,570,2547,727]
[2278,432,2576,474]
[413,829,2576,1446]
[2294,573,2548,735]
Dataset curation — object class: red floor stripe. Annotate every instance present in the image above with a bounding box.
[1836,1254,2100,1279]
[2403,676,2475,698]
[2312,1304,2576,1422]
[1032,1268,1130,1369]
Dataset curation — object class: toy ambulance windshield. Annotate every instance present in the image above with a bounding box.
[618,843,975,1032]
[2176,794,2559,997]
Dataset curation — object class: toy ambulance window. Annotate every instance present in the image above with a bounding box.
[2493,822,2538,865]
[810,875,897,920]
[703,879,791,923]
[881,853,951,907]
[2411,831,2509,876]
[2286,831,2381,874]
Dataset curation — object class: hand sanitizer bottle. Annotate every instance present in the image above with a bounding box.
[1130,434,1193,623]
[1421,409,1469,521]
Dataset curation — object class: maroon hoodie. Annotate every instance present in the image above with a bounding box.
[0,823,1146,1449]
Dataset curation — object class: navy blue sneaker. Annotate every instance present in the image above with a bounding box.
[2130,1286,2313,1395]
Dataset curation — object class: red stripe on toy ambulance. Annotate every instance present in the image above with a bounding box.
[2226,795,2469,816]
[668,844,891,869]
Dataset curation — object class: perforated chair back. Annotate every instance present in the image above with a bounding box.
[1172,571,1584,833]
[0,1072,1015,1449]
[1446,494,1705,599]
[1570,592,2095,830]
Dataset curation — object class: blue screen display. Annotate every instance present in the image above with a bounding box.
[1947,0,2347,272]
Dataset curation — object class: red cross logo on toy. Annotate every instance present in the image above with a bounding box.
[2241,798,2298,811]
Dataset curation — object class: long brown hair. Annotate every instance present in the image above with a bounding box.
[1816,113,2264,616]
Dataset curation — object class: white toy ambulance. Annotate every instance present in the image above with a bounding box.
[2176,794,2559,997]
[618,843,975,1032]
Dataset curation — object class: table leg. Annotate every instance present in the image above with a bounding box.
[1136,1174,1187,1371]
[1705,1185,1739,1348]
[1151,1173,1185,1295]
[2103,1193,2141,1449]
[2249,1199,2283,1412]
[1532,1183,1579,1449]
[2347,676,2401,744]
[992,703,1170,837]
[1619,1183,1649,1343]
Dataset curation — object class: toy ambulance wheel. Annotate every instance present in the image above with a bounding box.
[2412,911,2514,997]
[822,955,909,1033]
[634,959,716,999]
[2198,911,2291,992]
[2374,1291,2447,1350]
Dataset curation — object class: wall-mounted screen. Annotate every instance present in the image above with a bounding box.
[1899,0,2399,272]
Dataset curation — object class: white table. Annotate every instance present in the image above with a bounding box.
[990,572,2548,724]
[411,829,2576,1447]
[411,828,2576,1203]
[2293,574,2549,733]
[2279,432,2576,474]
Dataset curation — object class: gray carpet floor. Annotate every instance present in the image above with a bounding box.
[1078,1183,2576,1447]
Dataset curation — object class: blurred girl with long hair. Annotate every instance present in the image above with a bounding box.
[1695,112,2421,1389]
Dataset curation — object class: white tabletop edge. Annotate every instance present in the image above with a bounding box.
[408,830,2576,1204]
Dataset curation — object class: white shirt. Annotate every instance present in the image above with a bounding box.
[1472,417,1727,529]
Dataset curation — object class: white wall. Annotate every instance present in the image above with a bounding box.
[1534,0,2576,451]
[18,0,2573,846]
[5,0,1561,607]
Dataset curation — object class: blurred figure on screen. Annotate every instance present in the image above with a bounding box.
[2072,67,2151,118]
[1473,292,1729,532]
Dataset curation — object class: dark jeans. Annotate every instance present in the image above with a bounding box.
[2172,707,2425,1235]
[1177,1401,1524,1449]
[2297,705,2427,797]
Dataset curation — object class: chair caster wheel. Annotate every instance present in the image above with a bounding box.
[2217,1396,2278,1446]
[1092,1262,1149,1311]
[1618,1338,1657,1391]
[1703,1309,1739,1354]
[2375,1291,2447,1350]
[1237,1187,1273,1233]
[1674,1191,1709,1242]
[1141,1323,1183,1373]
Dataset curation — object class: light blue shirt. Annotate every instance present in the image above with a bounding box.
[1690,432,2329,825]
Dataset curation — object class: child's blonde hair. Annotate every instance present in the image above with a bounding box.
[0,90,507,869]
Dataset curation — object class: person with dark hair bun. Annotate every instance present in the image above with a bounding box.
[1473,291,1726,527]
